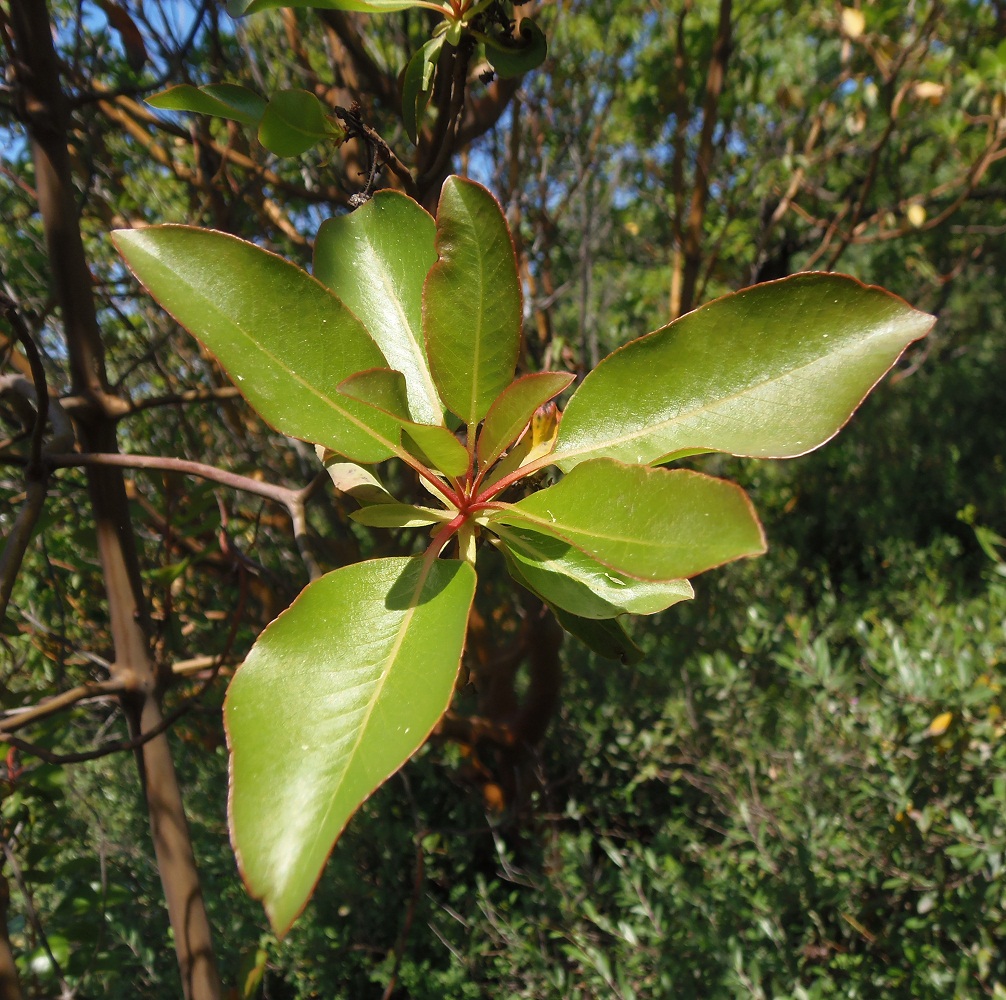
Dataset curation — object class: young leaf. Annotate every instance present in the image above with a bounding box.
[482,16,548,78]
[495,524,693,619]
[338,368,412,420]
[226,555,476,937]
[336,371,469,478]
[424,177,522,426]
[403,36,445,144]
[147,83,267,125]
[489,459,766,580]
[401,425,470,479]
[477,372,574,472]
[551,274,934,471]
[315,192,442,425]
[113,226,401,463]
[258,90,343,157]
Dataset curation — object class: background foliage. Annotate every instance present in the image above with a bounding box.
[1,0,1005,997]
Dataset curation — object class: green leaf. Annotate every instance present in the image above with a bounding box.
[403,36,444,145]
[552,274,934,471]
[495,524,693,619]
[489,459,766,580]
[147,83,267,125]
[482,17,548,78]
[350,503,446,527]
[424,176,522,427]
[258,90,344,157]
[315,191,442,425]
[401,424,470,479]
[113,226,401,463]
[336,370,469,478]
[229,0,439,13]
[226,555,476,937]
[478,372,574,472]
[338,368,412,420]
[551,604,644,665]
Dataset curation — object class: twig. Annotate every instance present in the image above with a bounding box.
[0,679,126,734]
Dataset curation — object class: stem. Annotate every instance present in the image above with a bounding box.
[473,452,553,504]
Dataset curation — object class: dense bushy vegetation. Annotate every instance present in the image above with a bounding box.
[2,1,1004,997]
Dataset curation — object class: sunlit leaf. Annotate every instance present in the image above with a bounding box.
[552,274,933,471]
[495,524,693,618]
[315,192,442,424]
[226,556,476,936]
[489,459,766,580]
[113,226,400,462]
[424,177,522,427]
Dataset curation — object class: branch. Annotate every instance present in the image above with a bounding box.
[48,451,303,509]
[677,0,732,317]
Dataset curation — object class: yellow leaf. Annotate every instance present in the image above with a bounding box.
[841,7,866,39]
[924,711,953,738]
[907,204,927,228]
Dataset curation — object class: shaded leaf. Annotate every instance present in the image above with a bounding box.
[552,274,933,471]
[315,191,442,424]
[350,503,445,527]
[226,556,476,936]
[338,368,412,420]
[258,90,344,157]
[403,36,445,144]
[315,453,397,505]
[551,605,644,665]
[483,16,547,78]
[489,459,766,580]
[424,177,522,426]
[147,83,266,126]
[113,226,400,462]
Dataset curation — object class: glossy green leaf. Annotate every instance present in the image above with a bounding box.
[258,90,343,157]
[338,368,411,420]
[489,459,766,580]
[403,36,444,144]
[495,524,693,619]
[550,604,644,665]
[113,226,400,462]
[315,192,442,424]
[226,556,476,936]
[401,424,470,478]
[482,16,548,78]
[147,83,266,125]
[229,0,439,13]
[478,372,574,472]
[424,177,522,427]
[552,274,934,471]
[350,503,445,527]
